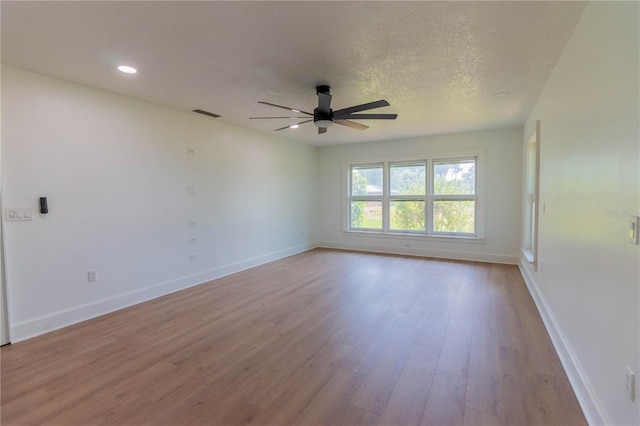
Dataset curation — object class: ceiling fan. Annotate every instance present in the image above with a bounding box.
[251,85,397,134]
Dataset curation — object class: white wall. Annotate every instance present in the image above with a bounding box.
[1,65,318,342]
[317,127,522,264]
[519,2,639,425]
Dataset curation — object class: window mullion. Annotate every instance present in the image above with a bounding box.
[433,194,475,201]
[388,195,426,201]
[427,159,433,235]
[383,162,389,232]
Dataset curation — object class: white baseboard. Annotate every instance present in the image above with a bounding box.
[518,257,609,426]
[10,242,317,343]
[317,240,519,264]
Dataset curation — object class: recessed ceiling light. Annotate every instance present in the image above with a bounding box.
[118,65,137,74]
[290,124,299,129]
[494,91,510,98]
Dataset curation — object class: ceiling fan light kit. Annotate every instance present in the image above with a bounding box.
[251,85,397,135]
[314,120,333,128]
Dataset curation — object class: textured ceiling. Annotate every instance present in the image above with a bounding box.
[1,1,587,146]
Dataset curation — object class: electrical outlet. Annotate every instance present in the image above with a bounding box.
[5,207,33,222]
[626,366,636,402]
[87,270,97,282]
[186,185,196,196]
[188,220,197,228]
[189,237,198,244]
[189,254,198,261]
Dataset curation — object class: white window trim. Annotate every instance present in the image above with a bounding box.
[344,150,485,241]
[522,121,540,268]
[431,156,478,237]
[388,160,427,232]
[348,163,384,231]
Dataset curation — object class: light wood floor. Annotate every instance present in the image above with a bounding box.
[1,249,586,426]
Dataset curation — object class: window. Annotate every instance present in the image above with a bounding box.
[389,163,427,231]
[432,159,476,234]
[348,156,479,237]
[523,121,540,265]
[350,164,383,230]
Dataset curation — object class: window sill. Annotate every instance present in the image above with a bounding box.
[344,229,485,244]
[521,247,535,263]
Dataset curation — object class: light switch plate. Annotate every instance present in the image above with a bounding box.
[631,216,640,245]
[626,366,636,402]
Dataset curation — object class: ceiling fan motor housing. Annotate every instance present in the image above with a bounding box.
[316,85,331,95]
[314,85,333,127]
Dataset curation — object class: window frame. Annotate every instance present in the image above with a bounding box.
[430,156,478,236]
[346,152,484,240]
[387,161,428,233]
[522,121,540,266]
[349,163,384,231]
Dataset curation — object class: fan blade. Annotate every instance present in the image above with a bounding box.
[317,92,332,114]
[258,101,313,116]
[334,120,369,131]
[318,127,327,134]
[274,119,312,131]
[337,114,397,120]
[250,116,309,119]
[333,100,390,117]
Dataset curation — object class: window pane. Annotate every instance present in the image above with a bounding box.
[433,200,475,233]
[351,201,382,229]
[390,164,426,196]
[351,166,383,196]
[433,161,475,195]
[390,201,425,231]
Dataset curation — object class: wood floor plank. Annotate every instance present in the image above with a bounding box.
[525,372,588,426]
[0,389,52,424]
[463,407,507,426]
[342,310,404,374]
[294,368,365,425]
[496,304,527,351]
[245,321,345,408]
[0,249,586,426]
[135,384,222,426]
[436,318,472,377]
[349,324,422,415]
[420,371,467,426]
[213,395,261,426]
[415,294,454,349]
[334,303,388,346]
[471,285,498,330]
[553,376,588,425]
[498,347,530,426]
[377,344,440,426]
[248,342,354,425]
[0,359,85,406]
[466,326,504,418]
[519,309,566,378]
[333,404,380,426]
[451,277,476,327]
